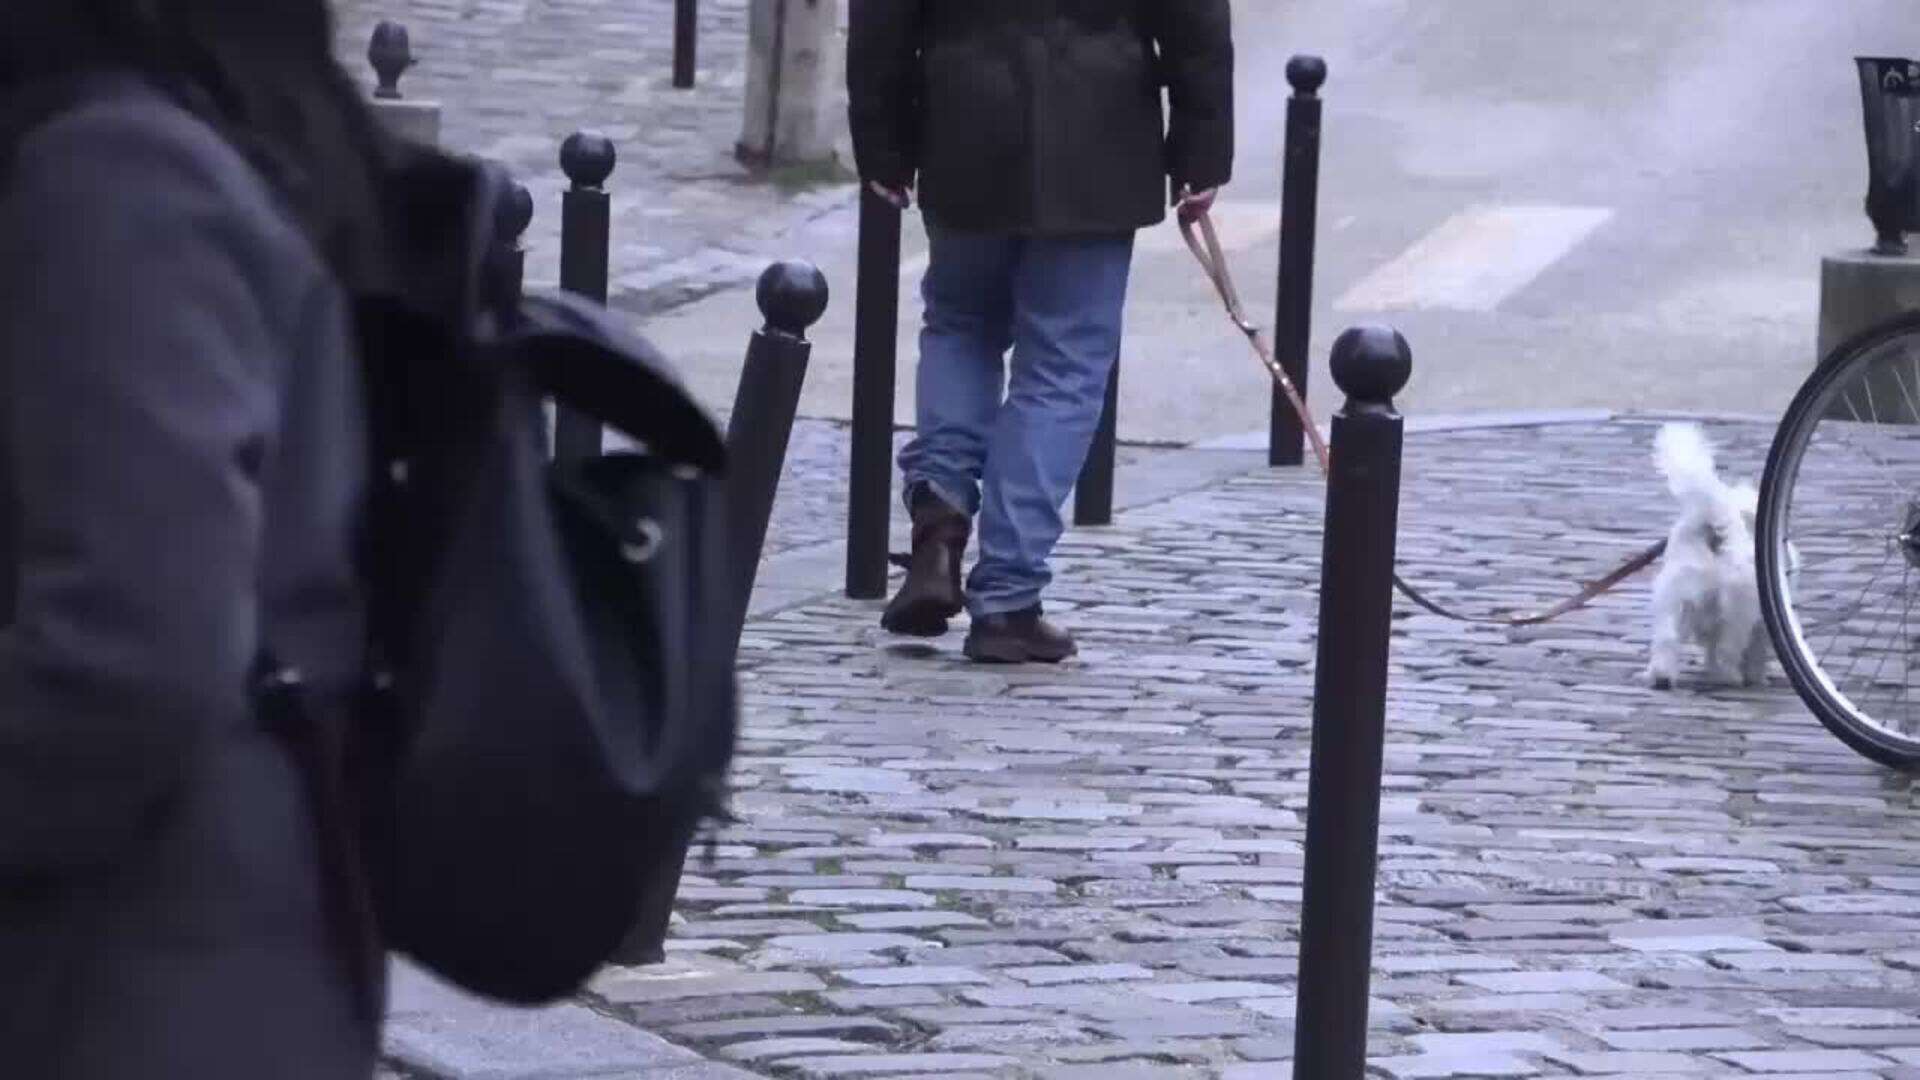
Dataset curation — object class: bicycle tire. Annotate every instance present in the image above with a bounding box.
[1758,310,1920,770]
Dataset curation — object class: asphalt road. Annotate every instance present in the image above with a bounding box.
[647,0,1919,446]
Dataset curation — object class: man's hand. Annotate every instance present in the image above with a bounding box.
[869,180,913,210]
[1175,184,1219,224]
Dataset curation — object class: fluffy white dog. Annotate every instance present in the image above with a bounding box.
[1647,423,1776,689]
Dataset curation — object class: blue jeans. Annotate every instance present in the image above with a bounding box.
[898,227,1136,617]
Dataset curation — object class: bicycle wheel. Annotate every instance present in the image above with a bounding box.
[1759,311,1920,769]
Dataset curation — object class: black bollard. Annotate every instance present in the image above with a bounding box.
[847,186,903,600]
[496,179,534,304]
[618,261,829,967]
[1291,325,1411,1080]
[1272,56,1328,468]
[673,0,699,89]
[368,20,413,100]
[722,262,830,647]
[1073,362,1121,527]
[557,131,617,463]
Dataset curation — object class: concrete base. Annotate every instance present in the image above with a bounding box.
[1818,248,1920,422]
[369,98,442,148]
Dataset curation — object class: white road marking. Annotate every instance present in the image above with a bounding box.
[1334,204,1613,313]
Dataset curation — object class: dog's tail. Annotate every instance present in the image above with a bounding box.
[1654,422,1728,512]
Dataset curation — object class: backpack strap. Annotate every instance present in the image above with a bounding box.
[251,653,384,1026]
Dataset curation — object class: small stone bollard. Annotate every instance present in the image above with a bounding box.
[366,21,442,146]
[1815,59,1920,420]
[1291,325,1412,1080]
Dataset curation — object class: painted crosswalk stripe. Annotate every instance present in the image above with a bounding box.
[1334,204,1613,314]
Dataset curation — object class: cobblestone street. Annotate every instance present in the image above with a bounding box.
[314,6,1920,1078]
[378,418,1920,1079]
[331,0,857,315]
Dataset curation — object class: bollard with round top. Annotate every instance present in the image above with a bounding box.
[1292,324,1410,1080]
[726,261,829,640]
[491,177,535,306]
[619,260,829,967]
[560,132,618,193]
[757,260,833,340]
[846,186,904,599]
[1288,53,1329,97]
[1329,324,1411,410]
[555,132,618,463]
[1272,54,1330,468]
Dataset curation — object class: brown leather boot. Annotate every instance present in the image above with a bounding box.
[881,489,970,637]
[963,606,1077,664]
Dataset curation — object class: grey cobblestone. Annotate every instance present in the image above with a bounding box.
[334,0,858,316]
[613,420,1920,1077]
[369,416,1920,1076]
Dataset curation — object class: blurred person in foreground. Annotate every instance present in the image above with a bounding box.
[848,2,1235,663]
[0,2,387,1075]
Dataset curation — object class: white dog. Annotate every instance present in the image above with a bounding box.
[1647,423,1776,689]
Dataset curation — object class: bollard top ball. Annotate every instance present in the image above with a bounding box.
[560,132,617,188]
[369,21,413,99]
[498,180,535,242]
[757,261,830,336]
[1331,325,1412,405]
[1287,55,1328,95]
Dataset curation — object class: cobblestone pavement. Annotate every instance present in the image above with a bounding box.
[536,417,1920,1079]
[332,0,858,314]
[750,421,1181,561]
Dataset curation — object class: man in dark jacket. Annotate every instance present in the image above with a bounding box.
[849,0,1234,663]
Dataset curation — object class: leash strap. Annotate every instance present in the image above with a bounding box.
[1387,539,1668,626]
[1178,209,1661,627]
[1179,213,1333,471]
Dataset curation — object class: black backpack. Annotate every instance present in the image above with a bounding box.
[335,143,739,1005]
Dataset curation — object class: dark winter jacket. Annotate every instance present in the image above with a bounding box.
[0,79,377,1078]
[848,0,1235,234]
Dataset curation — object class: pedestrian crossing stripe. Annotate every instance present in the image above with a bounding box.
[1335,204,1613,314]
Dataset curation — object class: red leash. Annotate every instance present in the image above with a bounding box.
[1179,209,1665,626]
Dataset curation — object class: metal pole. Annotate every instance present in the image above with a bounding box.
[847,187,902,600]
[1291,325,1411,1080]
[620,261,829,967]
[558,131,616,463]
[722,262,830,646]
[673,0,699,89]
[1272,55,1327,468]
[1074,360,1120,527]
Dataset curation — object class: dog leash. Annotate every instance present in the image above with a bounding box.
[1179,209,1667,627]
